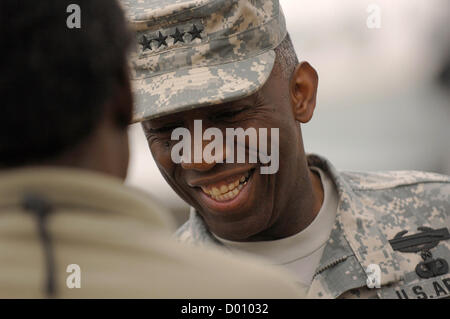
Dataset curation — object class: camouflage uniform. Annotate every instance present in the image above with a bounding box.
[122,0,450,298]
[176,154,450,299]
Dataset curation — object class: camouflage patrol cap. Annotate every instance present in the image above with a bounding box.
[121,0,287,122]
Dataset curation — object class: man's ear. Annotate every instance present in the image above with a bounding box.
[289,61,318,123]
[113,66,133,129]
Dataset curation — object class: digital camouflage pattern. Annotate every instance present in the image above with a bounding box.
[121,0,287,122]
[176,154,450,299]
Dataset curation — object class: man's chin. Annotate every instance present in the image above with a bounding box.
[203,209,274,242]
[208,224,265,242]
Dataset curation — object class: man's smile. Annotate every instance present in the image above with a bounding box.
[200,171,251,201]
[187,168,256,213]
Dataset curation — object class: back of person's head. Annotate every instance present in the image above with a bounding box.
[0,0,133,174]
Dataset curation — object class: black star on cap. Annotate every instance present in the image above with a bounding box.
[171,28,185,44]
[139,35,152,51]
[155,31,168,48]
[189,25,203,41]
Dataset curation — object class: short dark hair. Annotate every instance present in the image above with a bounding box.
[0,0,132,167]
[274,33,299,80]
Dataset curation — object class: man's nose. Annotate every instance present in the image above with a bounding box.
[180,121,219,172]
[180,139,231,171]
[181,157,216,171]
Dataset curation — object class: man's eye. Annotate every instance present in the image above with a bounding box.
[212,108,247,120]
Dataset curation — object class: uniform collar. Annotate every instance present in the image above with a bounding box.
[306,154,404,297]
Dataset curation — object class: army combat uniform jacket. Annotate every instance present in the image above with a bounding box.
[176,154,450,299]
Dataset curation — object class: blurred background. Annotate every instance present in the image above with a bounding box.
[126,0,450,225]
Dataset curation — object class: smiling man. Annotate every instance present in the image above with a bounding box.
[123,0,450,298]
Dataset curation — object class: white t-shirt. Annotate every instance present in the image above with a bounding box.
[214,167,338,289]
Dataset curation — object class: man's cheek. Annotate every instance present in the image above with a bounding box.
[150,145,170,166]
[154,156,189,200]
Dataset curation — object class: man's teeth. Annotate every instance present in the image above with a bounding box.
[201,172,250,202]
